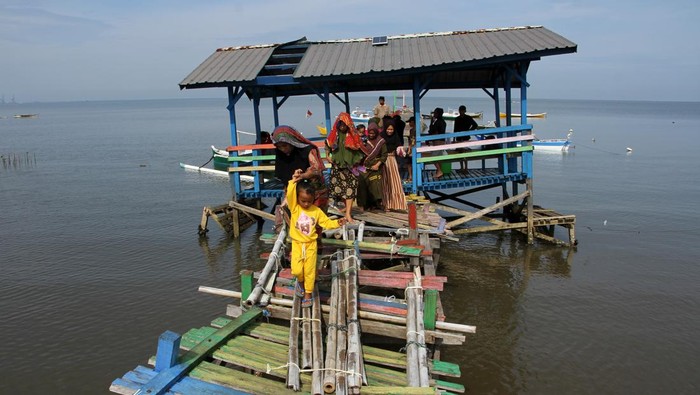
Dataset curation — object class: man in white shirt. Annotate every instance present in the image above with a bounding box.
[373,96,391,126]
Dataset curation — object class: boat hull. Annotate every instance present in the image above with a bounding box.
[532,139,572,152]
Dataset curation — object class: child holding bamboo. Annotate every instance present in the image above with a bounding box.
[287,169,346,308]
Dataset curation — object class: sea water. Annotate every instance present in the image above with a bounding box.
[1,97,699,394]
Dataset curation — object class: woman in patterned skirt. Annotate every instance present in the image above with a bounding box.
[380,119,407,211]
[325,112,365,223]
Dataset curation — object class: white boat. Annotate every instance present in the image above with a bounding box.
[500,112,547,118]
[350,108,373,124]
[443,108,483,120]
[532,129,574,152]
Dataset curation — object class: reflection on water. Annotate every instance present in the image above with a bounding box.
[439,235,574,393]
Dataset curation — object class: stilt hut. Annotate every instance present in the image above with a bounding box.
[180,26,577,244]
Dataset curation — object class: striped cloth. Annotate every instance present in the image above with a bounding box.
[382,153,407,211]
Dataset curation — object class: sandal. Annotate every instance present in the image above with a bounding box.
[294,281,305,298]
[301,297,314,308]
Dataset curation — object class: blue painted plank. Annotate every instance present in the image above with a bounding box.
[134,308,262,395]
[170,376,251,395]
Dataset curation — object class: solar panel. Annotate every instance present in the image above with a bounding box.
[372,36,388,46]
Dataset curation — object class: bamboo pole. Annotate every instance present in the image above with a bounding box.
[246,228,286,306]
[405,279,420,386]
[199,286,476,334]
[286,293,301,390]
[323,260,339,393]
[335,257,348,395]
[346,250,362,393]
[413,267,430,387]
[302,301,312,369]
[312,289,324,395]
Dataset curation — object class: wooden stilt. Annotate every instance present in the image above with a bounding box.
[527,179,534,244]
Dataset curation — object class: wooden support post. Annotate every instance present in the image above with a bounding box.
[240,270,253,301]
[231,206,240,238]
[423,289,438,331]
[154,330,181,372]
[527,179,534,244]
[408,202,418,239]
[198,207,210,236]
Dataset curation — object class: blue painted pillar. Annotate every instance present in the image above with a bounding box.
[227,86,242,197]
[272,96,280,127]
[412,78,422,193]
[154,330,181,372]
[323,86,332,135]
[252,91,262,192]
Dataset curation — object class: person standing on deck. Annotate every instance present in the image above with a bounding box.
[428,107,447,178]
[325,112,365,223]
[373,96,391,127]
[453,105,479,173]
[271,125,328,229]
[380,119,407,211]
[357,122,387,212]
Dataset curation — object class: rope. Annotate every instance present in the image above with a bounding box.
[266,362,362,377]
[399,340,427,353]
[197,155,215,168]
[326,323,348,332]
[291,316,321,323]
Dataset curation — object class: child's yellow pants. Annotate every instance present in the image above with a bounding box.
[290,240,318,294]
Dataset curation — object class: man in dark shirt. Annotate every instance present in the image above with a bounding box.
[453,105,479,173]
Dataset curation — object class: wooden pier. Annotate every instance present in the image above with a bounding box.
[111,204,474,394]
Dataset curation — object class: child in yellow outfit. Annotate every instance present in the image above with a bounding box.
[287,169,346,308]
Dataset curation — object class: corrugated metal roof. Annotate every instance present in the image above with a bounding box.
[179,26,576,95]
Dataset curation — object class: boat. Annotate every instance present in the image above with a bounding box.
[499,112,547,118]
[350,107,373,124]
[13,114,38,118]
[421,108,483,120]
[532,129,574,152]
[212,145,253,169]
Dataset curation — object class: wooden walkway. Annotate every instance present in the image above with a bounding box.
[111,205,474,394]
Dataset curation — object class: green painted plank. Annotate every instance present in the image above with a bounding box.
[435,379,466,393]
[322,238,423,257]
[361,387,437,395]
[431,360,461,377]
[417,145,533,163]
[190,361,303,395]
[227,154,275,162]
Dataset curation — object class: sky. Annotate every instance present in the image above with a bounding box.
[1,0,699,103]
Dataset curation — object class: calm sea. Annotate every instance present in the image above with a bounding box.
[1,97,699,394]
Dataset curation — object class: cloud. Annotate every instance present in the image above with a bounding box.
[0,5,111,45]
